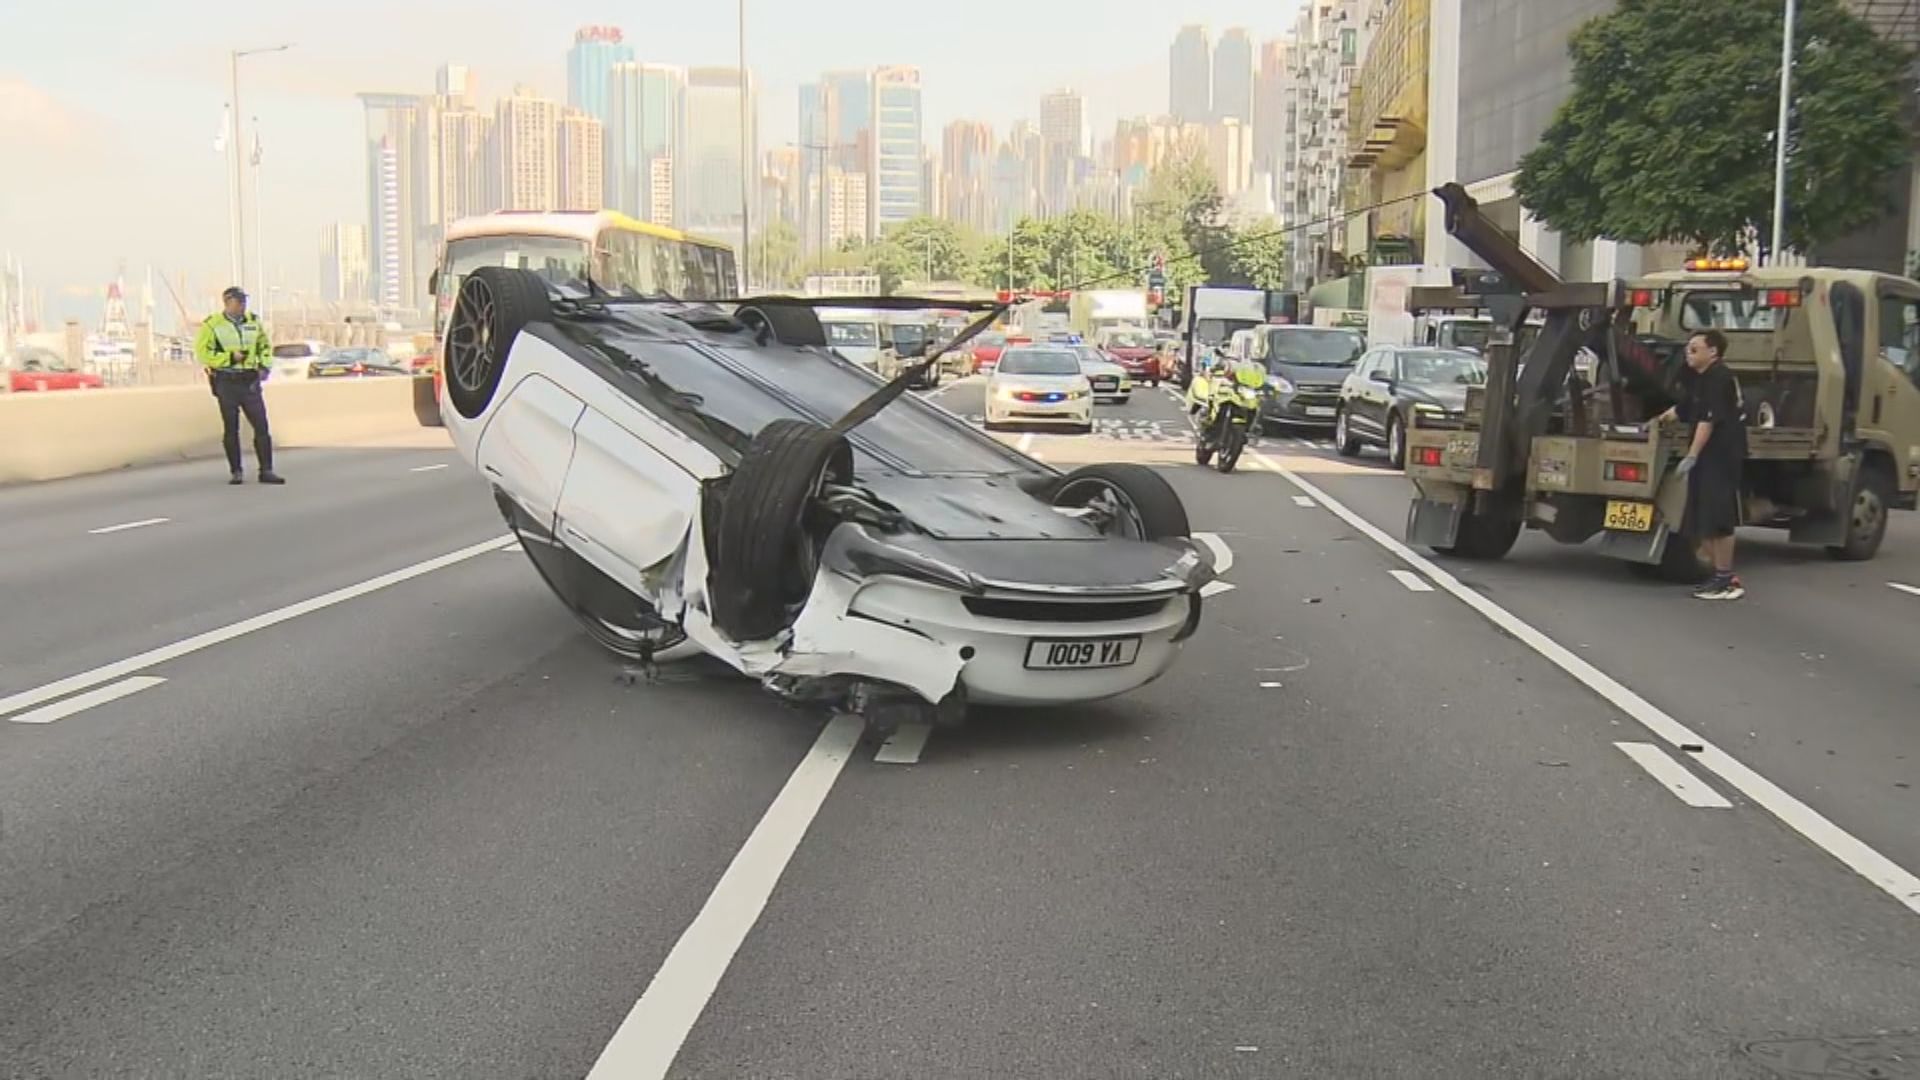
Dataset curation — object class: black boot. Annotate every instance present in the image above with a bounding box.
[258,471,286,485]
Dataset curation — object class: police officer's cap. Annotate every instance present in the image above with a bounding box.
[222,286,247,302]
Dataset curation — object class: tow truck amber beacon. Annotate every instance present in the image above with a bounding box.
[1401,183,1920,579]
[436,268,1217,730]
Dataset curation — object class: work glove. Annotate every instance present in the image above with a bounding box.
[1675,455,1698,477]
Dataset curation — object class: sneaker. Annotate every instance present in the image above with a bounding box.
[1715,575,1745,601]
[258,471,286,486]
[229,472,244,485]
[1692,573,1732,600]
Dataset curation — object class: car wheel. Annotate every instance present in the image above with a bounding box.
[1386,413,1409,470]
[1334,407,1363,457]
[1826,461,1892,561]
[444,266,551,421]
[711,418,854,642]
[1052,463,1190,539]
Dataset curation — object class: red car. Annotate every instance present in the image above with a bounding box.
[7,350,103,392]
[971,332,1030,375]
[1096,329,1164,386]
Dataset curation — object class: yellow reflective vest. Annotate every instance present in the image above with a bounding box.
[195,312,271,370]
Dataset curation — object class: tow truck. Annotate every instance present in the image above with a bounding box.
[1402,183,1920,578]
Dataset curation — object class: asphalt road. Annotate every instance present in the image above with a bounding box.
[2,406,1917,1079]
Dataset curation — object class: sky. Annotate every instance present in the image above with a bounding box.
[1,0,1303,328]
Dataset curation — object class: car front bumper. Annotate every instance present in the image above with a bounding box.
[986,395,1093,425]
[1261,390,1342,428]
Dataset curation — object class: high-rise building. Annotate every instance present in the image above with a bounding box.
[357,93,431,313]
[941,120,994,232]
[558,109,604,212]
[870,66,924,235]
[648,157,676,227]
[1213,28,1255,125]
[681,67,758,232]
[319,223,370,305]
[438,105,496,225]
[1282,0,1372,288]
[805,167,869,250]
[497,86,560,211]
[607,63,683,223]
[566,26,633,126]
[799,70,879,252]
[1170,25,1212,123]
[1208,118,1254,198]
[436,63,477,104]
[1253,39,1292,174]
[1039,89,1087,159]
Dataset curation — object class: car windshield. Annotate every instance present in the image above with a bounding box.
[825,323,880,347]
[1073,347,1111,368]
[1195,317,1258,346]
[1105,331,1155,349]
[1676,290,1780,332]
[997,348,1082,376]
[14,350,74,372]
[1399,351,1488,385]
[272,343,316,359]
[975,332,1006,348]
[1265,329,1364,367]
[1444,322,1492,350]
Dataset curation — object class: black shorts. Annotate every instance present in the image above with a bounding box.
[1682,458,1742,540]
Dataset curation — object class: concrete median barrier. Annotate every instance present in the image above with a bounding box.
[0,376,426,484]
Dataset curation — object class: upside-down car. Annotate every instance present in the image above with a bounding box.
[438,268,1216,726]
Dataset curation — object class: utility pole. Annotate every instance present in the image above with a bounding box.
[227,43,292,292]
[1769,0,1797,262]
[737,0,751,294]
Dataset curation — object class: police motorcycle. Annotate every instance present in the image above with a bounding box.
[1184,346,1267,473]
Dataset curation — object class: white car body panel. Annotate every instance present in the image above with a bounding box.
[475,374,585,529]
[555,410,704,594]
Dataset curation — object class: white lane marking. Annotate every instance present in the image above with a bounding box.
[586,714,863,1079]
[1192,531,1234,575]
[9,677,166,725]
[874,721,932,765]
[88,517,169,535]
[409,463,450,473]
[1291,495,1316,508]
[1249,451,1920,916]
[1199,580,1237,598]
[1389,570,1434,593]
[0,535,515,720]
[1615,742,1734,809]
[502,542,524,553]
[1888,582,1920,597]
[1259,681,1283,689]
[1292,438,1313,448]
[1016,432,1035,453]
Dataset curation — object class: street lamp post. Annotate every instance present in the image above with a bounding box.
[228,42,291,293]
[738,0,751,294]
[1770,0,1797,262]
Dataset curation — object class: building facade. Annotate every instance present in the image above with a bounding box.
[1281,0,1372,289]
[1170,25,1212,123]
[496,87,560,212]
[942,120,995,233]
[1213,28,1256,125]
[319,223,370,305]
[437,104,495,226]
[357,93,432,313]
[680,67,758,233]
[566,26,633,127]
[1348,0,1429,253]
[871,66,925,235]
[558,110,604,212]
[607,62,683,224]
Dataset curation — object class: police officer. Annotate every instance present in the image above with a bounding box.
[195,286,285,485]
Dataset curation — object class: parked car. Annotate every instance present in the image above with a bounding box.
[1335,345,1486,468]
[270,340,333,381]
[983,345,1096,433]
[6,348,102,392]
[438,268,1213,727]
[1072,344,1133,404]
[309,347,410,378]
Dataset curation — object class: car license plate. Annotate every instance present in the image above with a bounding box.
[1604,499,1654,532]
[1305,406,1336,418]
[1025,637,1140,670]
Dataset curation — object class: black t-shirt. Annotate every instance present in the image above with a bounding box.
[1680,361,1747,465]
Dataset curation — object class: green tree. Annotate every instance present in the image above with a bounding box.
[1226,220,1290,290]
[1515,0,1912,257]
[747,220,802,289]
[1135,150,1236,282]
[871,217,976,293]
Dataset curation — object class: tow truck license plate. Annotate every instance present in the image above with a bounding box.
[1026,637,1140,670]
[1604,500,1654,532]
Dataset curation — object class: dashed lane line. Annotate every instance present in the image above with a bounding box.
[1291,495,1316,508]
[874,721,933,765]
[9,677,167,726]
[88,517,169,535]
[409,463,450,473]
[1615,742,1734,809]
[1389,569,1434,593]
[1888,582,1920,598]
[1248,450,1920,917]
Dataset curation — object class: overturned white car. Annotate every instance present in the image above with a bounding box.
[440,267,1214,726]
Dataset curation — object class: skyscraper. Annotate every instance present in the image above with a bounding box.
[941,120,994,232]
[870,65,924,235]
[1170,25,1212,123]
[1253,38,1292,173]
[558,109,604,212]
[1039,89,1087,158]
[357,93,430,312]
[496,87,560,211]
[822,70,874,168]
[680,67,758,232]
[566,26,633,126]
[436,63,477,104]
[607,63,683,222]
[319,223,369,305]
[438,104,496,224]
[1213,28,1255,124]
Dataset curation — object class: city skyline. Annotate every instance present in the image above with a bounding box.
[4,0,1307,324]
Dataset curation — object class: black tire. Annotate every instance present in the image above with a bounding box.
[511,525,696,662]
[1215,419,1245,473]
[1052,463,1190,539]
[1438,509,1521,560]
[1334,406,1362,457]
[1386,413,1407,470]
[1194,438,1215,465]
[1629,532,1713,583]
[711,419,854,641]
[1075,422,1095,435]
[1826,461,1892,561]
[444,266,551,421]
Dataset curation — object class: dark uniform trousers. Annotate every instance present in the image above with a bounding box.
[211,369,274,473]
